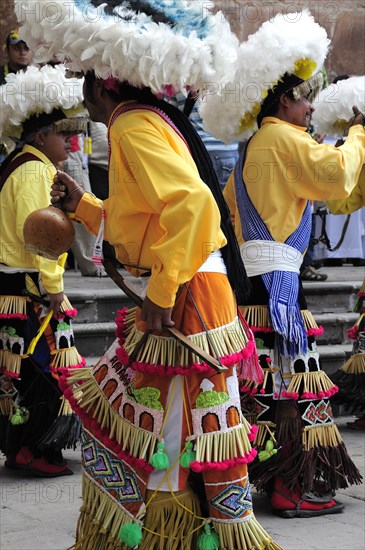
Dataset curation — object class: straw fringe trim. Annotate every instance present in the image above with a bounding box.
[0,295,28,318]
[302,422,342,451]
[240,306,270,331]
[76,472,142,546]
[254,422,276,448]
[26,275,78,317]
[341,353,365,374]
[212,514,282,550]
[240,306,323,336]
[57,395,75,417]
[0,395,16,417]
[116,309,253,376]
[142,487,201,550]
[59,295,78,317]
[75,474,203,550]
[189,423,257,469]
[0,350,28,378]
[282,371,338,400]
[240,367,276,397]
[59,369,155,473]
[0,295,77,322]
[50,347,86,370]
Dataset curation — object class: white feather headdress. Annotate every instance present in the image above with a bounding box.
[0,64,85,139]
[312,76,365,136]
[14,0,238,96]
[200,10,330,143]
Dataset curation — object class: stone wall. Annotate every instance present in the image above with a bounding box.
[212,0,365,81]
[1,0,364,81]
[0,1,17,63]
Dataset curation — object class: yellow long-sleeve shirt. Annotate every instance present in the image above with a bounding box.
[75,103,226,308]
[0,145,65,294]
[224,117,365,244]
[327,166,365,215]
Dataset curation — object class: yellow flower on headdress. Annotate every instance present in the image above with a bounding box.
[294,58,317,81]
[9,29,20,40]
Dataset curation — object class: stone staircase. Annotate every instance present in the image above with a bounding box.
[64,273,361,375]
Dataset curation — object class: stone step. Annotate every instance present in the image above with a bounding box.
[317,344,350,376]
[67,288,133,324]
[303,281,360,314]
[314,312,358,345]
[74,321,116,357]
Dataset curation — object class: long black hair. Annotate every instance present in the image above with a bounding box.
[85,72,251,303]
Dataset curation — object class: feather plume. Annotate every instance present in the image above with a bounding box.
[14,0,238,95]
[200,10,330,143]
[0,64,84,138]
[312,76,365,136]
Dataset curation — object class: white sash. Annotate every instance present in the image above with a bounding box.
[240,240,303,277]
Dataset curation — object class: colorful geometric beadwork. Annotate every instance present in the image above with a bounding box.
[210,480,253,519]
[302,400,333,425]
[82,432,143,504]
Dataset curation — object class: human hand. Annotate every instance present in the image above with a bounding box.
[47,291,64,315]
[334,138,345,147]
[348,106,365,129]
[314,132,326,144]
[140,296,175,331]
[50,170,84,213]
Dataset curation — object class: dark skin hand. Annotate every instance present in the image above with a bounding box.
[140,296,175,332]
[50,170,84,212]
[48,291,64,315]
[345,105,365,136]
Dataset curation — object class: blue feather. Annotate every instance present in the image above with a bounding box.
[72,0,212,37]
[131,0,211,37]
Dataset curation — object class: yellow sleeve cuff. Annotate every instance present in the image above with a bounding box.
[75,193,103,236]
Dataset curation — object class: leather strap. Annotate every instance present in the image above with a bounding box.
[0,153,41,193]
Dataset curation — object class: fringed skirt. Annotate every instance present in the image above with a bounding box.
[330,280,365,415]
[239,275,362,494]
[0,271,84,456]
[60,272,282,550]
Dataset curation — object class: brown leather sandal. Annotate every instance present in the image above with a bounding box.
[300,265,328,281]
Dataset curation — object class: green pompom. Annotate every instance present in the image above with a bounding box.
[180,441,196,468]
[118,523,143,547]
[149,440,169,470]
[258,438,278,462]
[10,407,30,426]
[197,524,220,550]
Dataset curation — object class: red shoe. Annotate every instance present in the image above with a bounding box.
[271,478,344,518]
[15,447,73,477]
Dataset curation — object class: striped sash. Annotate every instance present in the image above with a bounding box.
[234,140,311,358]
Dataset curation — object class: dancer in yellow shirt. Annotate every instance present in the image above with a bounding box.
[202,10,364,519]
[18,0,282,548]
[0,64,86,477]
